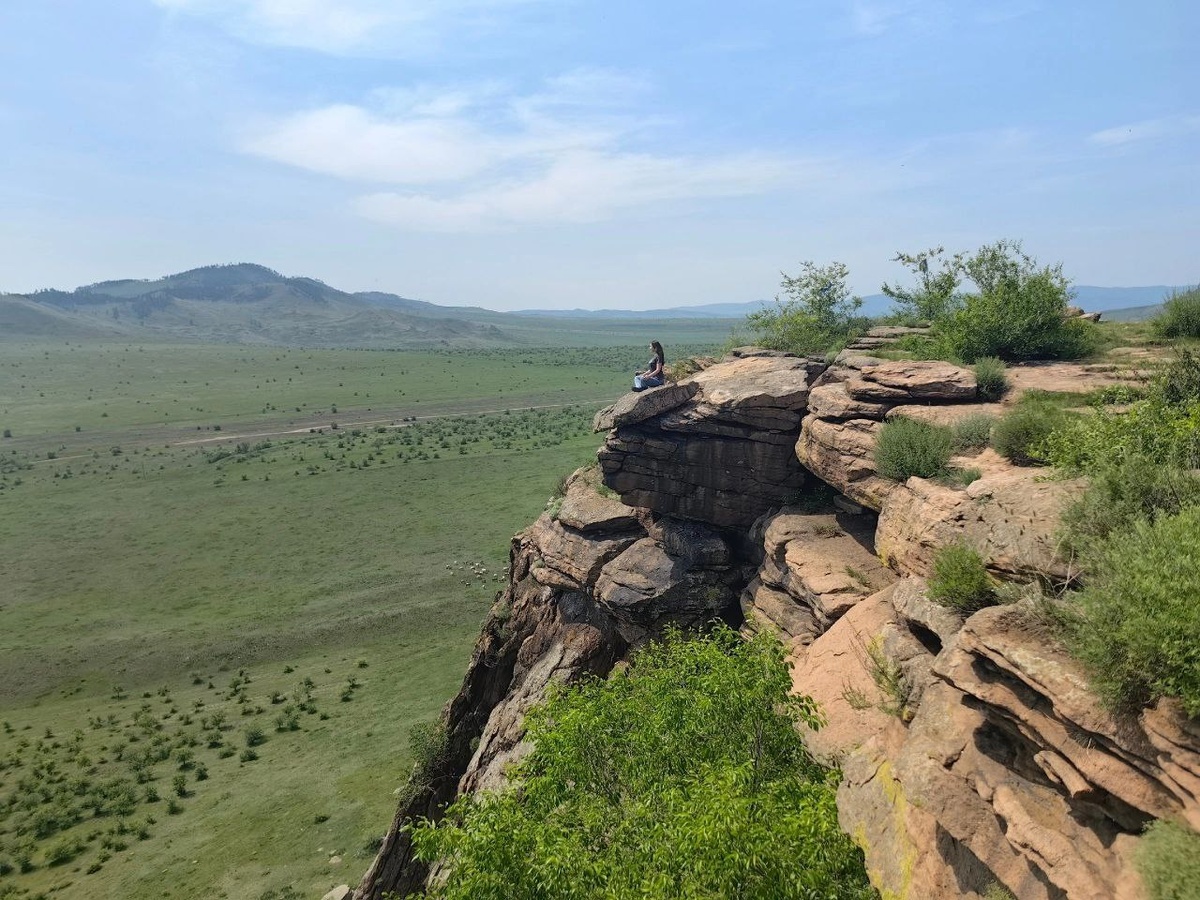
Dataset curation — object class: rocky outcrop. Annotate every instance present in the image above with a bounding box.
[354,470,743,900]
[359,350,1195,900]
[596,354,825,527]
[740,508,896,654]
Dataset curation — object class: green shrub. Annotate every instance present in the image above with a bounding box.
[1041,397,1200,472]
[411,627,873,900]
[747,260,867,354]
[927,544,995,612]
[1136,819,1200,900]
[1060,455,1200,556]
[1070,505,1200,715]
[991,400,1071,465]
[941,467,982,488]
[1155,348,1200,407]
[951,414,995,451]
[973,357,1009,401]
[45,837,84,866]
[875,417,953,481]
[1152,287,1200,339]
[243,725,265,748]
[939,241,1096,362]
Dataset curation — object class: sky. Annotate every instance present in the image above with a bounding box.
[0,1,1196,310]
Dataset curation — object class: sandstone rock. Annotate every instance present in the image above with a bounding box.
[739,578,821,651]
[555,468,640,533]
[599,426,806,528]
[847,360,977,402]
[796,416,896,511]
[875,466,1083,580]
[807,382,894,421]
[680,354,817,431]
[322,886,351,900]
[888,576,963,646]
[789,587,904,763]
[1005,360,1140,398]
[594,537,738,644]
[885,402,1000,427]
[527,514,642,589]
[592,381,698,431]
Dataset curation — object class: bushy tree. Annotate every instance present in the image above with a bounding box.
[747,261,865,354]
[880,246,962,322]
[411,626,873,900]
[940,240,1096,362]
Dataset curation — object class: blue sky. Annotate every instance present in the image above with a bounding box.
[1,1,1196,309]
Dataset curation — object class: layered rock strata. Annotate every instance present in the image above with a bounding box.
[595,353,824,527]
[358,351,1195,900]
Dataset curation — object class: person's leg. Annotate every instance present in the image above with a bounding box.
[633,375,645,391]
[641,375,664,388]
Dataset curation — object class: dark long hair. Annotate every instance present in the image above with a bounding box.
[650,340,665,364]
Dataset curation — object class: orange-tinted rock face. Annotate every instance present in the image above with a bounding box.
[359,352,1191,900]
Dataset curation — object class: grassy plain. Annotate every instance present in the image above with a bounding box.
[0,340,693,899]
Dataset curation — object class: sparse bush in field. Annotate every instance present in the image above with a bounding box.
[951,414,995,451]
[927,544,995,612]
[1155,348,1200,407]
[1069,505,1200,715]
[239,748,258,763]
[875,417,953,481]
[45,837,84,866]
[1152,286,1200,339]
[172,774,188,797]
[973,357,1009,401]
[1135,819,1200,900]
[243,725,265,748]
[991,400,1071,465]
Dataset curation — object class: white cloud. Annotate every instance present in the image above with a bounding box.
[150,0,538,54]
[1088,114,1200,147]
[241,74,807,230]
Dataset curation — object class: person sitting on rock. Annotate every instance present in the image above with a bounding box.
[633,341,666,392]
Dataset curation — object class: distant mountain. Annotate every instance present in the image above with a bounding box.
[10,264,510,348]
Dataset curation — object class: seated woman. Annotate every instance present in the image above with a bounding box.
[633,341,666,392]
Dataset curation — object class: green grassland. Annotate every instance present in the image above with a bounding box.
[0,341,695,900]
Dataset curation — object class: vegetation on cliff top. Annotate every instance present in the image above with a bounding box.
[410,626,875,900]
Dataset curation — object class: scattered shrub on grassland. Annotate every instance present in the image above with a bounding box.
[410,626,874,900]
[1135,819,1200,900]
[991,400,1074,465]
[875,417,953,481]
[927,544,995,612]
[951,414,995,451]
[1152,287,1200,340]
[973,357,1009,401]
[1068,505,1200,716]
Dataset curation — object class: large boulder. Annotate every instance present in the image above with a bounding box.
[597,354,821,528]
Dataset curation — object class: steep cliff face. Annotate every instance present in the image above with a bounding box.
[355,350,1197,900]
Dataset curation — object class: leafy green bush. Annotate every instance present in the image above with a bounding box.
[880,246,962,322]
[1060,455,1200,556]
[1070,505,1200,715]
[973,357,1009,401]
[747,260,867,354]
[991,400,1072,465]
[875,417,953,481]
[1152,287,1200,339]
[1041,396,1200,473]
[411,627,873,900]
[951,414,995,451]
[1135,819,1200,900]
[927,544,995,612]
[939,241,1096,362]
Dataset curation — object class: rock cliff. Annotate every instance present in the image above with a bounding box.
[355,350,1196,900]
